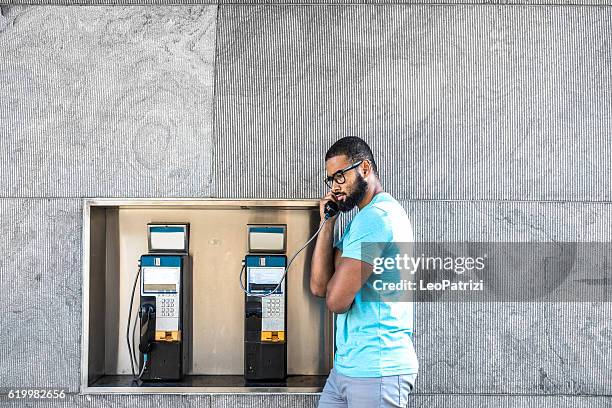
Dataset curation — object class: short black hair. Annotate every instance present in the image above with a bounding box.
[325,136,378,176]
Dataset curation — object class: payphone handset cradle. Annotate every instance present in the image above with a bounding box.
[239,214,334,298]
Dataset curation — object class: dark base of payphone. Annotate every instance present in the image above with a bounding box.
[139,342,184,382]
[244,341,287,381]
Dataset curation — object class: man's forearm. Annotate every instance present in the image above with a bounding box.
[310,220,336,297]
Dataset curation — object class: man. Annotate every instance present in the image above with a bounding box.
[310,136,418,408]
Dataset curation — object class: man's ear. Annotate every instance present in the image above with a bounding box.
[362,159,372,178]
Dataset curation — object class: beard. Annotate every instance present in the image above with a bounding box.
[338,174,368,212]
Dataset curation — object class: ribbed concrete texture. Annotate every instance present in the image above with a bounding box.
[0,199,82,392]
[0,5,216,198]
[415,302,612,395]
[3,0,612,5]
[401,199,612,396]
[210,394,319,408]
[403,201,612,395]
[413,200,612,395]
[0,394,213,407]
[402,201,612,243]
[2,394,612,407]
[212,5,612,201]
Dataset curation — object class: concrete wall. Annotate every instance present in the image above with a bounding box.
[1,2,611,407]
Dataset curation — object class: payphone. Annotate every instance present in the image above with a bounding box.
[243,225,288,380]
[126,224,192,382]
[239,204,339,381]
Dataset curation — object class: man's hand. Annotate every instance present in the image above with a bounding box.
[319,191,339,222]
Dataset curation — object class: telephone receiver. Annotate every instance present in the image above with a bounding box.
[139,304,156,354]
[324,200,339,219]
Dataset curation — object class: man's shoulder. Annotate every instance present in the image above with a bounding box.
[360,193,407,221]
[348,195,397,232]
[352,193,412,241]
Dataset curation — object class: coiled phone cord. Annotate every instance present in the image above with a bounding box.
[239,215,332,297]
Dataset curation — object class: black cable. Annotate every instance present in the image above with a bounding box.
[137,354,148,380]
[132,305,139,372]
[126,265,141,379]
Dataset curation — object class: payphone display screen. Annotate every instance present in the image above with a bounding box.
[143,283,177,292]
[247,267,285,294]
[141,267,180,294]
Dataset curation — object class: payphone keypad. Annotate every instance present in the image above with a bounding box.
[157,295,178,318]
[262,295,284,331]
[263,296,283,317]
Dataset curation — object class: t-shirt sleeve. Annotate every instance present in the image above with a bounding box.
[340,209,392,266]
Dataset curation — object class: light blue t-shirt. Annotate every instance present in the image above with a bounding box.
[333,192,419,377]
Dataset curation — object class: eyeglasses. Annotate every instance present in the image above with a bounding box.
[324,160,363,189]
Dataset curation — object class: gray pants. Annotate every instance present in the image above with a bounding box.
[317,368,417,408]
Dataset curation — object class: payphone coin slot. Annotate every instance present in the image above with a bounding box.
[260,330,285,342]
[155,330,181,342]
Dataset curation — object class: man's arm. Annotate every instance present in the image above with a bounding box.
[323,218,386,313]
[310,192,341,298]
[326,257,373,313]
[311,229,370,315]
[309,218,337,298]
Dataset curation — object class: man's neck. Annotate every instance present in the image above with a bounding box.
[357,183,384,210]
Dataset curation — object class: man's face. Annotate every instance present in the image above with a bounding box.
[325,155,368,212]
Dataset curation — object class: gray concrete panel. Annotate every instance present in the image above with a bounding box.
[415,302,612,394]
[0,199,82,391]
[402,200,612,394]
[0,6,216,198]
